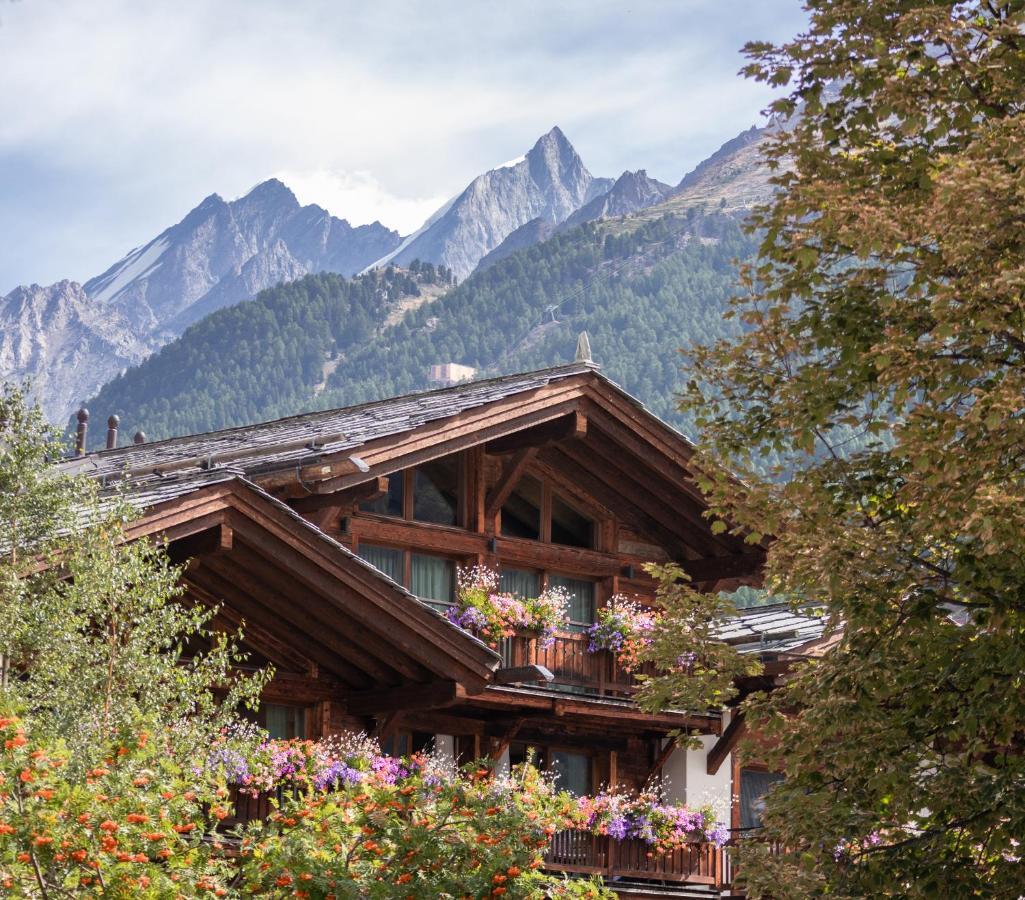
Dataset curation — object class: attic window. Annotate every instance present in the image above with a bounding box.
[551,494,594,549]
[414,458,459,526]
[500,475,542,540]
[359,471,404,517]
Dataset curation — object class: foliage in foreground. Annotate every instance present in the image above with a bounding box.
[0,706,615,898]
[650,2,1025,896]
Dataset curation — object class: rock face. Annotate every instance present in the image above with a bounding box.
[668,125,774,212]
[560,169,672,230]
[475,218,555,272]
[84,179,401,339]
[376,127,613,279]
[2,180,401,422]
[0,281,149,423]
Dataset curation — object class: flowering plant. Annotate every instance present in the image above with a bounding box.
[577,789,728,850]
[447,565,570,648]
[586,595,658,670]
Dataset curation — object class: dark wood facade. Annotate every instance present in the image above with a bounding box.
[69,362,804,897]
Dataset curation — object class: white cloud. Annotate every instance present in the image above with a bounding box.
[273,169,447,234]
[0,0,808,289]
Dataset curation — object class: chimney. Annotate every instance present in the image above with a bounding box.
[75,408,89,456]
[133,431,147,445]
[106,415,120,450]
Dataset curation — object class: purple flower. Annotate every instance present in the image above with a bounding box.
[607,815,630,840]
[705,822,730,847]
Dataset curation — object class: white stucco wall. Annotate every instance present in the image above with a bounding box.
[656,728,733,823]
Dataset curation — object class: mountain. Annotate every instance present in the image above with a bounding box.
[79,208,755,445]
[560,169,673,230]
[371,127,613,279]
[2,180,402,422]
[475,218,554,273]
[0,280,149,423]
[84,179,402,338]
[80,264,454,444]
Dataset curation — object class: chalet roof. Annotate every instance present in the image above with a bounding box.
[124,475,501,692]
[718,604,828,656]
[63,362,647,486]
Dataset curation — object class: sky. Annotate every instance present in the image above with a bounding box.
[0,0,807,294]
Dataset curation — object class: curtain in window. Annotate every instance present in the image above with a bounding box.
[411,553,454,604]
[740,769,784,829]
[550,751,591,797]
[500,568,541,599]
[264,704,305,740]
[357,544,404,584]
[549,575,595,628]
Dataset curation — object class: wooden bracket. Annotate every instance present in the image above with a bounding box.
[489,717,526,762]
[484,448,538,521]
[707,712,747,775]
[485,411,587,455]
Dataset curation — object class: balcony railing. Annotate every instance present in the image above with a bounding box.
[545,829,728,887]
[499,631,659,698]
[225,793,733,892]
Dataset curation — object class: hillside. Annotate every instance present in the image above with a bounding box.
[80,211,754,444]
[81,264,453,445]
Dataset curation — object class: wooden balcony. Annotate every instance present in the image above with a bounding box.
[499,631,659,698]
[545,828,729,889]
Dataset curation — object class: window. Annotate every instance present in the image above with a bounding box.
[411,553,455,603]
[550,750,591,797]
[551,493,594,548]
[357,544,404,583]
[262,704,307,740]
[414,458,459,525]
[359,471,404,517]
[500,567,541,599]
[356,545,456,609]
[508,743,591,797]
[500,474,542,540]
[739,769,784,830]
[549,575,595,627]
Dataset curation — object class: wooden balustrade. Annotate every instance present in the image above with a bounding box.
[499,631,658,697]
[545,829,727,887]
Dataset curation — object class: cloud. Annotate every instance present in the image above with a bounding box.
[274,169,447,234]
[0,0,808,291]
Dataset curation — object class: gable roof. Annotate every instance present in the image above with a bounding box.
[126,474,500,693]
[61,362,767,585]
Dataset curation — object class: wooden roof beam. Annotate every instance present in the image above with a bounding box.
[707,711,747,775]
[484,411,587,455]
[347,679,464,716]
[484,448,538,522]
[215,542,427,684]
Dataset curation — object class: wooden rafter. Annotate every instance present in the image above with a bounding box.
[707,712,747,775]
[484,448,537,522]
[484,411,587,454]
[347,680,463,716]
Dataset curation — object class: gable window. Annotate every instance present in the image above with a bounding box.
[500,475,542,540]
[551,494,594,549]
[414,458,459,525]
[549,575,595,628]
[359,471,404,517]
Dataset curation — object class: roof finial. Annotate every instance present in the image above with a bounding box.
[574,331,594,365]
[133,431,147,445]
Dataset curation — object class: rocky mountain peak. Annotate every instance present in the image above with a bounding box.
[378,126,612,279]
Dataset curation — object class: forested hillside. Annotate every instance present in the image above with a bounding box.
[81,264,454,444]
[82,212,755,445]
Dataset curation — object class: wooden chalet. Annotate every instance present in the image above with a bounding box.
[63,360,825,898]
